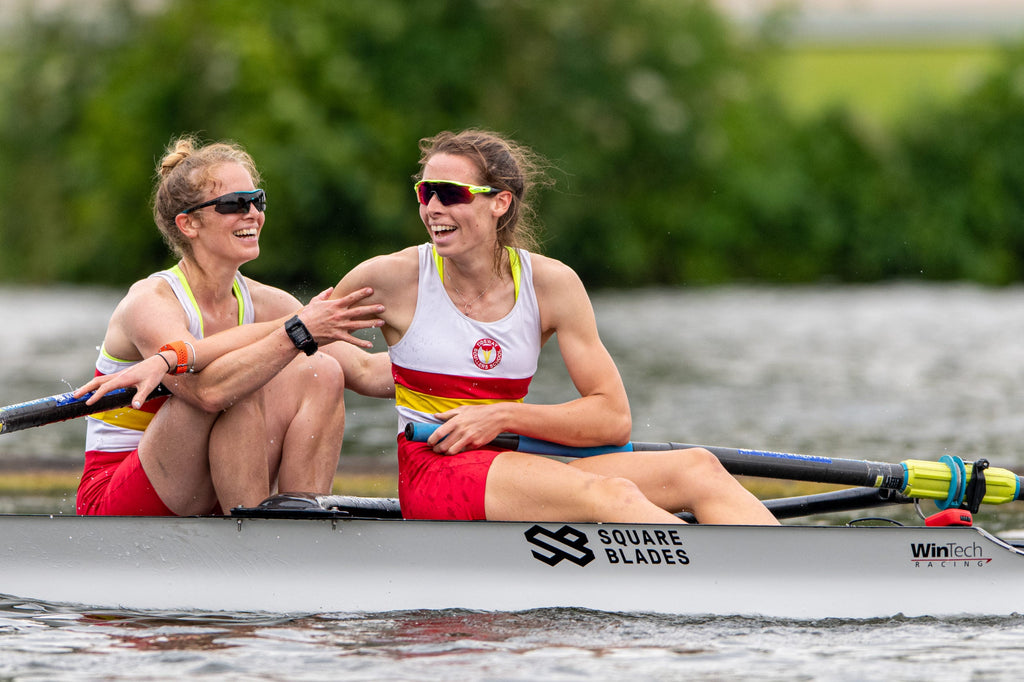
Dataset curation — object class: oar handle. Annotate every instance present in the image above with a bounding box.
[0,384,170,434]
[403,421,1024,507]
[402,422,633,457]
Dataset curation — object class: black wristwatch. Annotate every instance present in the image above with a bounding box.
[285,315,318,356]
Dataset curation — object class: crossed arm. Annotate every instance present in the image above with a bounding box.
[75,282,392,409]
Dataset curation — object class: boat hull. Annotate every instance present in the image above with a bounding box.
[2,514,1021,618]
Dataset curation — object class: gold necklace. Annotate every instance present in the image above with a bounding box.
[448,270,498,315]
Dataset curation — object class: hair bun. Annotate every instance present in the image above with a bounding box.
[158,139,196,176]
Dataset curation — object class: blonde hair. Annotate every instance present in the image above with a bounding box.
[152,135,261,258]
[417,129,550,257]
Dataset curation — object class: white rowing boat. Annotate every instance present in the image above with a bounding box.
[1,493,1023,619]
[3,392,1024,618]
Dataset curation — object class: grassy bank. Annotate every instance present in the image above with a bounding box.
[772,43,1000,123]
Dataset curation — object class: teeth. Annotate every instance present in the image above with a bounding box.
[433,225,456,234]
[234,229,258,238]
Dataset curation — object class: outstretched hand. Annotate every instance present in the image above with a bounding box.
[73,354,169,409]
[298,287,385,349]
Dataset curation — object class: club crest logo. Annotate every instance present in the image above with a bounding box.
[472,338,502,370]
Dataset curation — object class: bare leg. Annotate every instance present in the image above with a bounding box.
[274,353,346,494]
[484,451,684,523]
[137,398,220,516]
[209,352,345,511]
[208,389,271,513]
[570,447,779,525]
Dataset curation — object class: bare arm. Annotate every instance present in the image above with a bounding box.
[75,282,384,410]
[427,256,632,454]
[319,248,421,398]
[322,341,394,398]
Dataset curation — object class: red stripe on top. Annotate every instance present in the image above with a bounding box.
[392,364,531,400]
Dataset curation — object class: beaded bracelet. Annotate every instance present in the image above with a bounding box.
[159,341,190,375]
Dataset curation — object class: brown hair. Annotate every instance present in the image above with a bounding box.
[152,135,261,259]
[417,129,550,257]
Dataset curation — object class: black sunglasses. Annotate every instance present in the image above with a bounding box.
[180,189,266,215]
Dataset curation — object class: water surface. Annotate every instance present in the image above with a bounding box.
[2,283,1024,679]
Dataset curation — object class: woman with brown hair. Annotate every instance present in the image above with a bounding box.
[331,129,778,524]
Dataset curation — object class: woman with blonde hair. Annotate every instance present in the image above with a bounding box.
[75,136,390,515]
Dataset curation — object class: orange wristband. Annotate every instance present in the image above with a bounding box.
[159,341,189,375]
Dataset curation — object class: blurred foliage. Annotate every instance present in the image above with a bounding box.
[2,0,1024,289]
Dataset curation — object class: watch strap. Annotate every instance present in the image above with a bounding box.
[284,315,318,356]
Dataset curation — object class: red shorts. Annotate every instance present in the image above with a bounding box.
[77,450,175,516]
[397,435,502,520]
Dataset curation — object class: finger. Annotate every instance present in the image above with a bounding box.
[311,287,334,301]
[345,304,386,319]
[334,312,383,327]
[336,287,374,305]
[73,379,100,399]
[332,334,375,349]
[439,433,466,456]
[84,381,115,405]
[131,380,159,409]
[427,423,452,448]
[345,316,385,330]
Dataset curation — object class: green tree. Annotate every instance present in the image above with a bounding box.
[0,0,787,288]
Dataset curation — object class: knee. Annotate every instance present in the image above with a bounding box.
[585,475,649,513]
[676,447,728,478]
[314,351,345,390]
[293,352,346,401]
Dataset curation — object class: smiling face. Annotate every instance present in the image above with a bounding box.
[419,153,510,260]
[177,162,264,267]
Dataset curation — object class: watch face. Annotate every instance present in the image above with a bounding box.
[286,316,317,355]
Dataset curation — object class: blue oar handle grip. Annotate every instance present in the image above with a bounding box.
[403,421,633,458]
[514,436,632,457]
[403,422,442,443]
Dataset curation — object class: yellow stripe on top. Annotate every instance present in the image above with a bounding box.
[433,245,521,301]
[395,384,524,416]
[89,407,156,432]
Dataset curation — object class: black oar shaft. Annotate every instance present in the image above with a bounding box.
[0,385,170,434]
[635,442,908,490]
[762,487,907,519]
